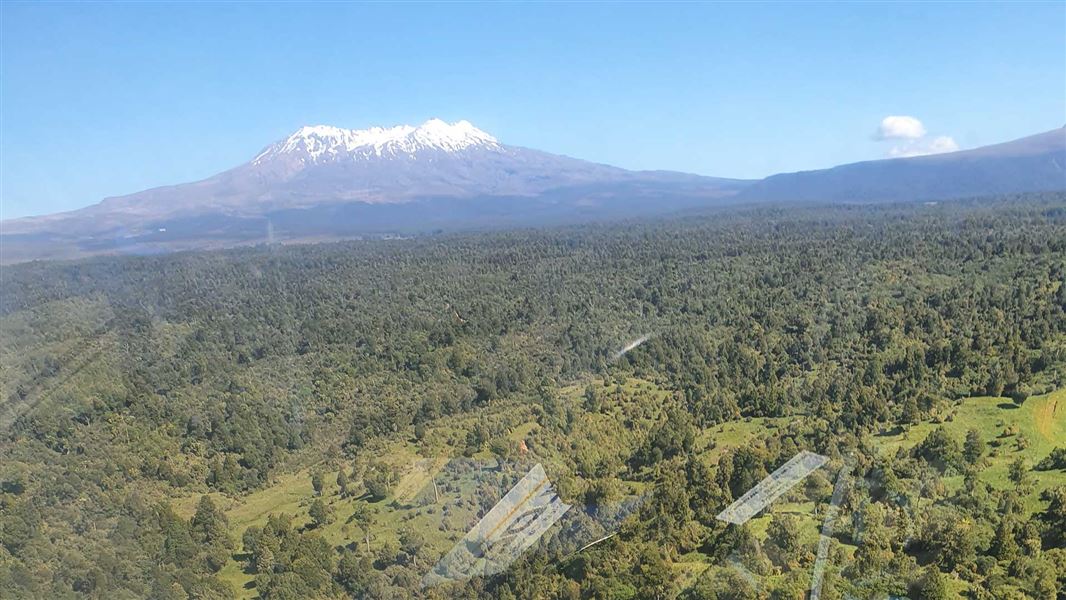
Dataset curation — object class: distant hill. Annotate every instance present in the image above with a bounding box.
[738,127,1066,203]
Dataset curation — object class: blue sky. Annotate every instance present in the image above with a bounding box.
[2,2,1064,219]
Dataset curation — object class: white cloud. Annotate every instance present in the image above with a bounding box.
[876,115,927,140]
[873,115,960,158]
[888,135,960,158]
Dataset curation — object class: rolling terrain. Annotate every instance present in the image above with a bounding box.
[169,379,1066,599]
[2,196,1065,599]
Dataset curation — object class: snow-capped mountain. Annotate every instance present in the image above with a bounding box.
[6,120,1063,263]
[254,119,500,164]
[64,118,734,220]
[1,119,747,261]
[188,118,688,211]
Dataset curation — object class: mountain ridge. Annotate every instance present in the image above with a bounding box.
[737,127,1066,203]
[4,119,740,232]
[253,119,501,164]
[2,122,1064,263]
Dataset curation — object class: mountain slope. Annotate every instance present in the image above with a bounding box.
[4,122,1065,264]
[82,120,649,219]
[5,119,743,231]
[738,127,1066,203]
[1,120,747,261]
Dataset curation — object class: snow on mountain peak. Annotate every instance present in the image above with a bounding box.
[254,119,499,164]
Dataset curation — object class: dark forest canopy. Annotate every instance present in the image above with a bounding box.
[1,193,1065,599]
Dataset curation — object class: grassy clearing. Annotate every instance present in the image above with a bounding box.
[173,380,1065,598]
[1033,389,1062,442]
[697,416,788,463]
[873,388,1066,511]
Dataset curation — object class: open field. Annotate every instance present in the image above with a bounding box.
[874,388,1066,510]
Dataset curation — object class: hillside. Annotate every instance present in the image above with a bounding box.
[738,128,1066,204]
[2,194,1066,599]
[169,381,1066,599]
[0,120,746,263]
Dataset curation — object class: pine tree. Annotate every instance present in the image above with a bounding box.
[190,495,232,549]
[308,499,332,528]
[853,503,892,576]
[917,568,951,600]
[901,396,921,427]
[255,546,275,576]
[991,518,1018,562]
[1008,457,1028,485]
[336,470,348,497]
[963,429,984,465]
